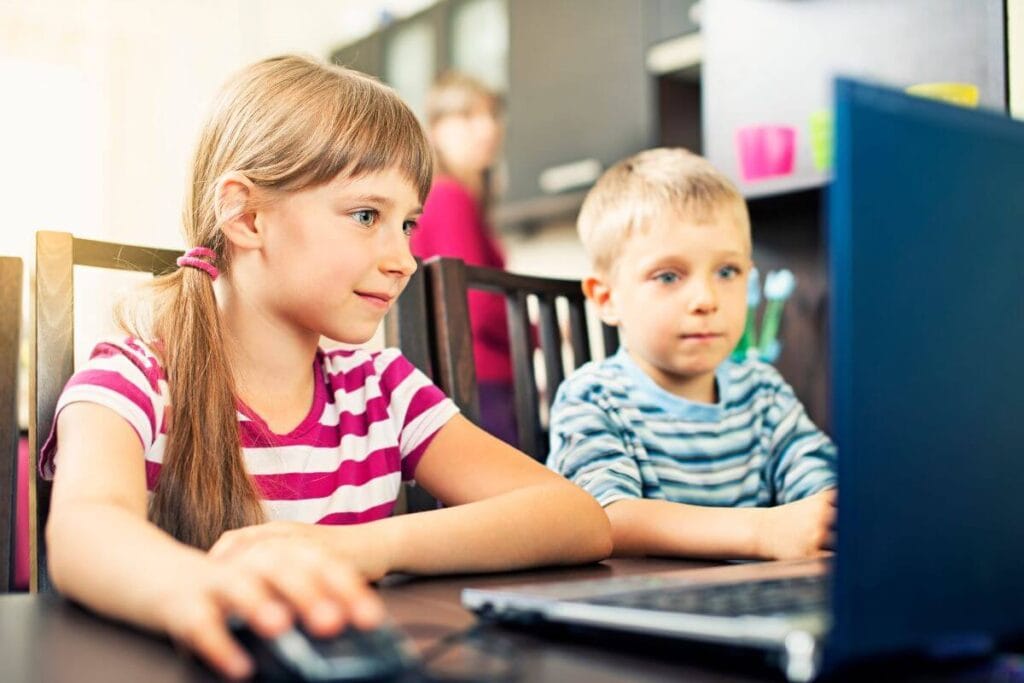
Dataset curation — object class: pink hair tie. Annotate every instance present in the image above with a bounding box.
[176,247,219,281]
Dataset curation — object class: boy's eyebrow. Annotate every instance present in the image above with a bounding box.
[646,249,749,267]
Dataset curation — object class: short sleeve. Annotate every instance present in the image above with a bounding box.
[759,365,838,503]
[39,339,168,479]
[547,372,644,507]
[376,349,460,481]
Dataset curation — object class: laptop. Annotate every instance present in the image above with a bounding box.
[462,78,1024,681]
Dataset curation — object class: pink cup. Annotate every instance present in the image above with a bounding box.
[735,125,796,181]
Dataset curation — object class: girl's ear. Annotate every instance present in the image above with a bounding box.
[582,273,620,327]
[215,172,261,250]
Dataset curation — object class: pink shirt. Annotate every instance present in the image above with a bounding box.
[41,339,459,525]
[411,176,513,383]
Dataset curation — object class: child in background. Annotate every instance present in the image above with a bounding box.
[41,56,610,679]
[548,148,836,561]
[411,72,518,446]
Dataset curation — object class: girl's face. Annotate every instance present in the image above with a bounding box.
[431,97,503,175]
[253,166,422,344]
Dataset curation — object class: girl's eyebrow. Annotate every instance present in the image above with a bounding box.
[344,195,423,215]
[345,194,394,208]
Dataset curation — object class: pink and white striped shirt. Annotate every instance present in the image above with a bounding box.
[40,339,459,525]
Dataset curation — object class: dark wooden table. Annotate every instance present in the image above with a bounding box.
[2,558,1022,682]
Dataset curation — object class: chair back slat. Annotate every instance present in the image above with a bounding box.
[30,231,182,592]
[384,262,433,379]
[425,257,618,462]
[383,263,440,513]
[602,321,620,357]
[567,298,592,369]
[536,295,564,406]
[73,238,181,275]
[1,256,23,592]
[505,289,542,457]
[428,258,481,425]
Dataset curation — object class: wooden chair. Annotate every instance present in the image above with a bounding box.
[424,256,619,461]
[1,256,23,592]
[30,232,181,592]
[383,261,440,514]
[384,259,433,379]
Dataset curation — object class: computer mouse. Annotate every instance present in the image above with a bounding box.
[229,617,418,681]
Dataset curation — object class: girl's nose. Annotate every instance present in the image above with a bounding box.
[380,229,417,278]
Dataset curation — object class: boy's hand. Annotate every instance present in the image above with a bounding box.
[756,488,836,560]
[160,537,385,679]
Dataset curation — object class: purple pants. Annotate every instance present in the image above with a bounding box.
[477,380,519,449]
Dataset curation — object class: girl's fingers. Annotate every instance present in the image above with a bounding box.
[167,600,252,680]
[257,553,348,636]
[213,572,292,638]
[317,557,386,629]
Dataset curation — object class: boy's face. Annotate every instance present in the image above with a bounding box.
[586,209,752,401]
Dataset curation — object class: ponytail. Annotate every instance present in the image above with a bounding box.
[144,266,263,549]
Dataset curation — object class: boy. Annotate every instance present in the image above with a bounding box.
[548,148,836,560]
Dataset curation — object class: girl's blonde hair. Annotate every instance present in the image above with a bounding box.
[577,148,750,275]
[122,55,433,550]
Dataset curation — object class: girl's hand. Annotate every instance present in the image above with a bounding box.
[209,520,393,581]
[756,488,836,560]
[159,538,385,679]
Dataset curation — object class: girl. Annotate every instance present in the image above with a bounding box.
[42,55,611,679]
[411,73,518,446]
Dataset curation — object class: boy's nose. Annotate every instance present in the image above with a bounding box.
[688,279,719,314]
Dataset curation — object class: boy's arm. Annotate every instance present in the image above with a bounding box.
[606,498,762,558]
[763,371,838,503]
[606,492,834,560]
[550,381,834,561]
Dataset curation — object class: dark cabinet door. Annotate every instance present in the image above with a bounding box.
[331,33,383,78]
[503,0,653,206]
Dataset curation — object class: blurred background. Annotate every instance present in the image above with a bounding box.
[3,0,1023,428]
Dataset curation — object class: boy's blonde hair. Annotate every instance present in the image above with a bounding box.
[577,148,750,274]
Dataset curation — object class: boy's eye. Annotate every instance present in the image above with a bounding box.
[402,219,418,237]
[717,265,741,280]
[351,209,378,227]
[654,271,679,285]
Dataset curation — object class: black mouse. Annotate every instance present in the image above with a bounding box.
[229,617,418,681]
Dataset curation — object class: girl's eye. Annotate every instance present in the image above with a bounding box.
[718,265,741,280]
[351,209,378,227]
[654,271,680,285]
[402,220,419,237]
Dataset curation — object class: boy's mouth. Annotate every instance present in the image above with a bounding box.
[680,332,724,341]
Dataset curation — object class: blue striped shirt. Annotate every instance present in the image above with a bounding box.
[547,348,836,508]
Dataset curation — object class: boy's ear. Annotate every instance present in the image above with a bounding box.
[582,274,620,326]
[215,172,261,250]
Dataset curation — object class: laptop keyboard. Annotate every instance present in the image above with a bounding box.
[582,575,828,618]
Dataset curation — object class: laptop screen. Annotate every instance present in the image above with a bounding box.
[828,79,1024,665]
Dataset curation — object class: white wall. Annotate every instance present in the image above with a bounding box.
[1,0,437,259]
[1,0,437,418]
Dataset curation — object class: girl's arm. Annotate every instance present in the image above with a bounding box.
[47,402,383,679]
[342,415,611,574]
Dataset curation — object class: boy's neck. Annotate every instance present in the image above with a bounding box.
[625,349,719,404]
